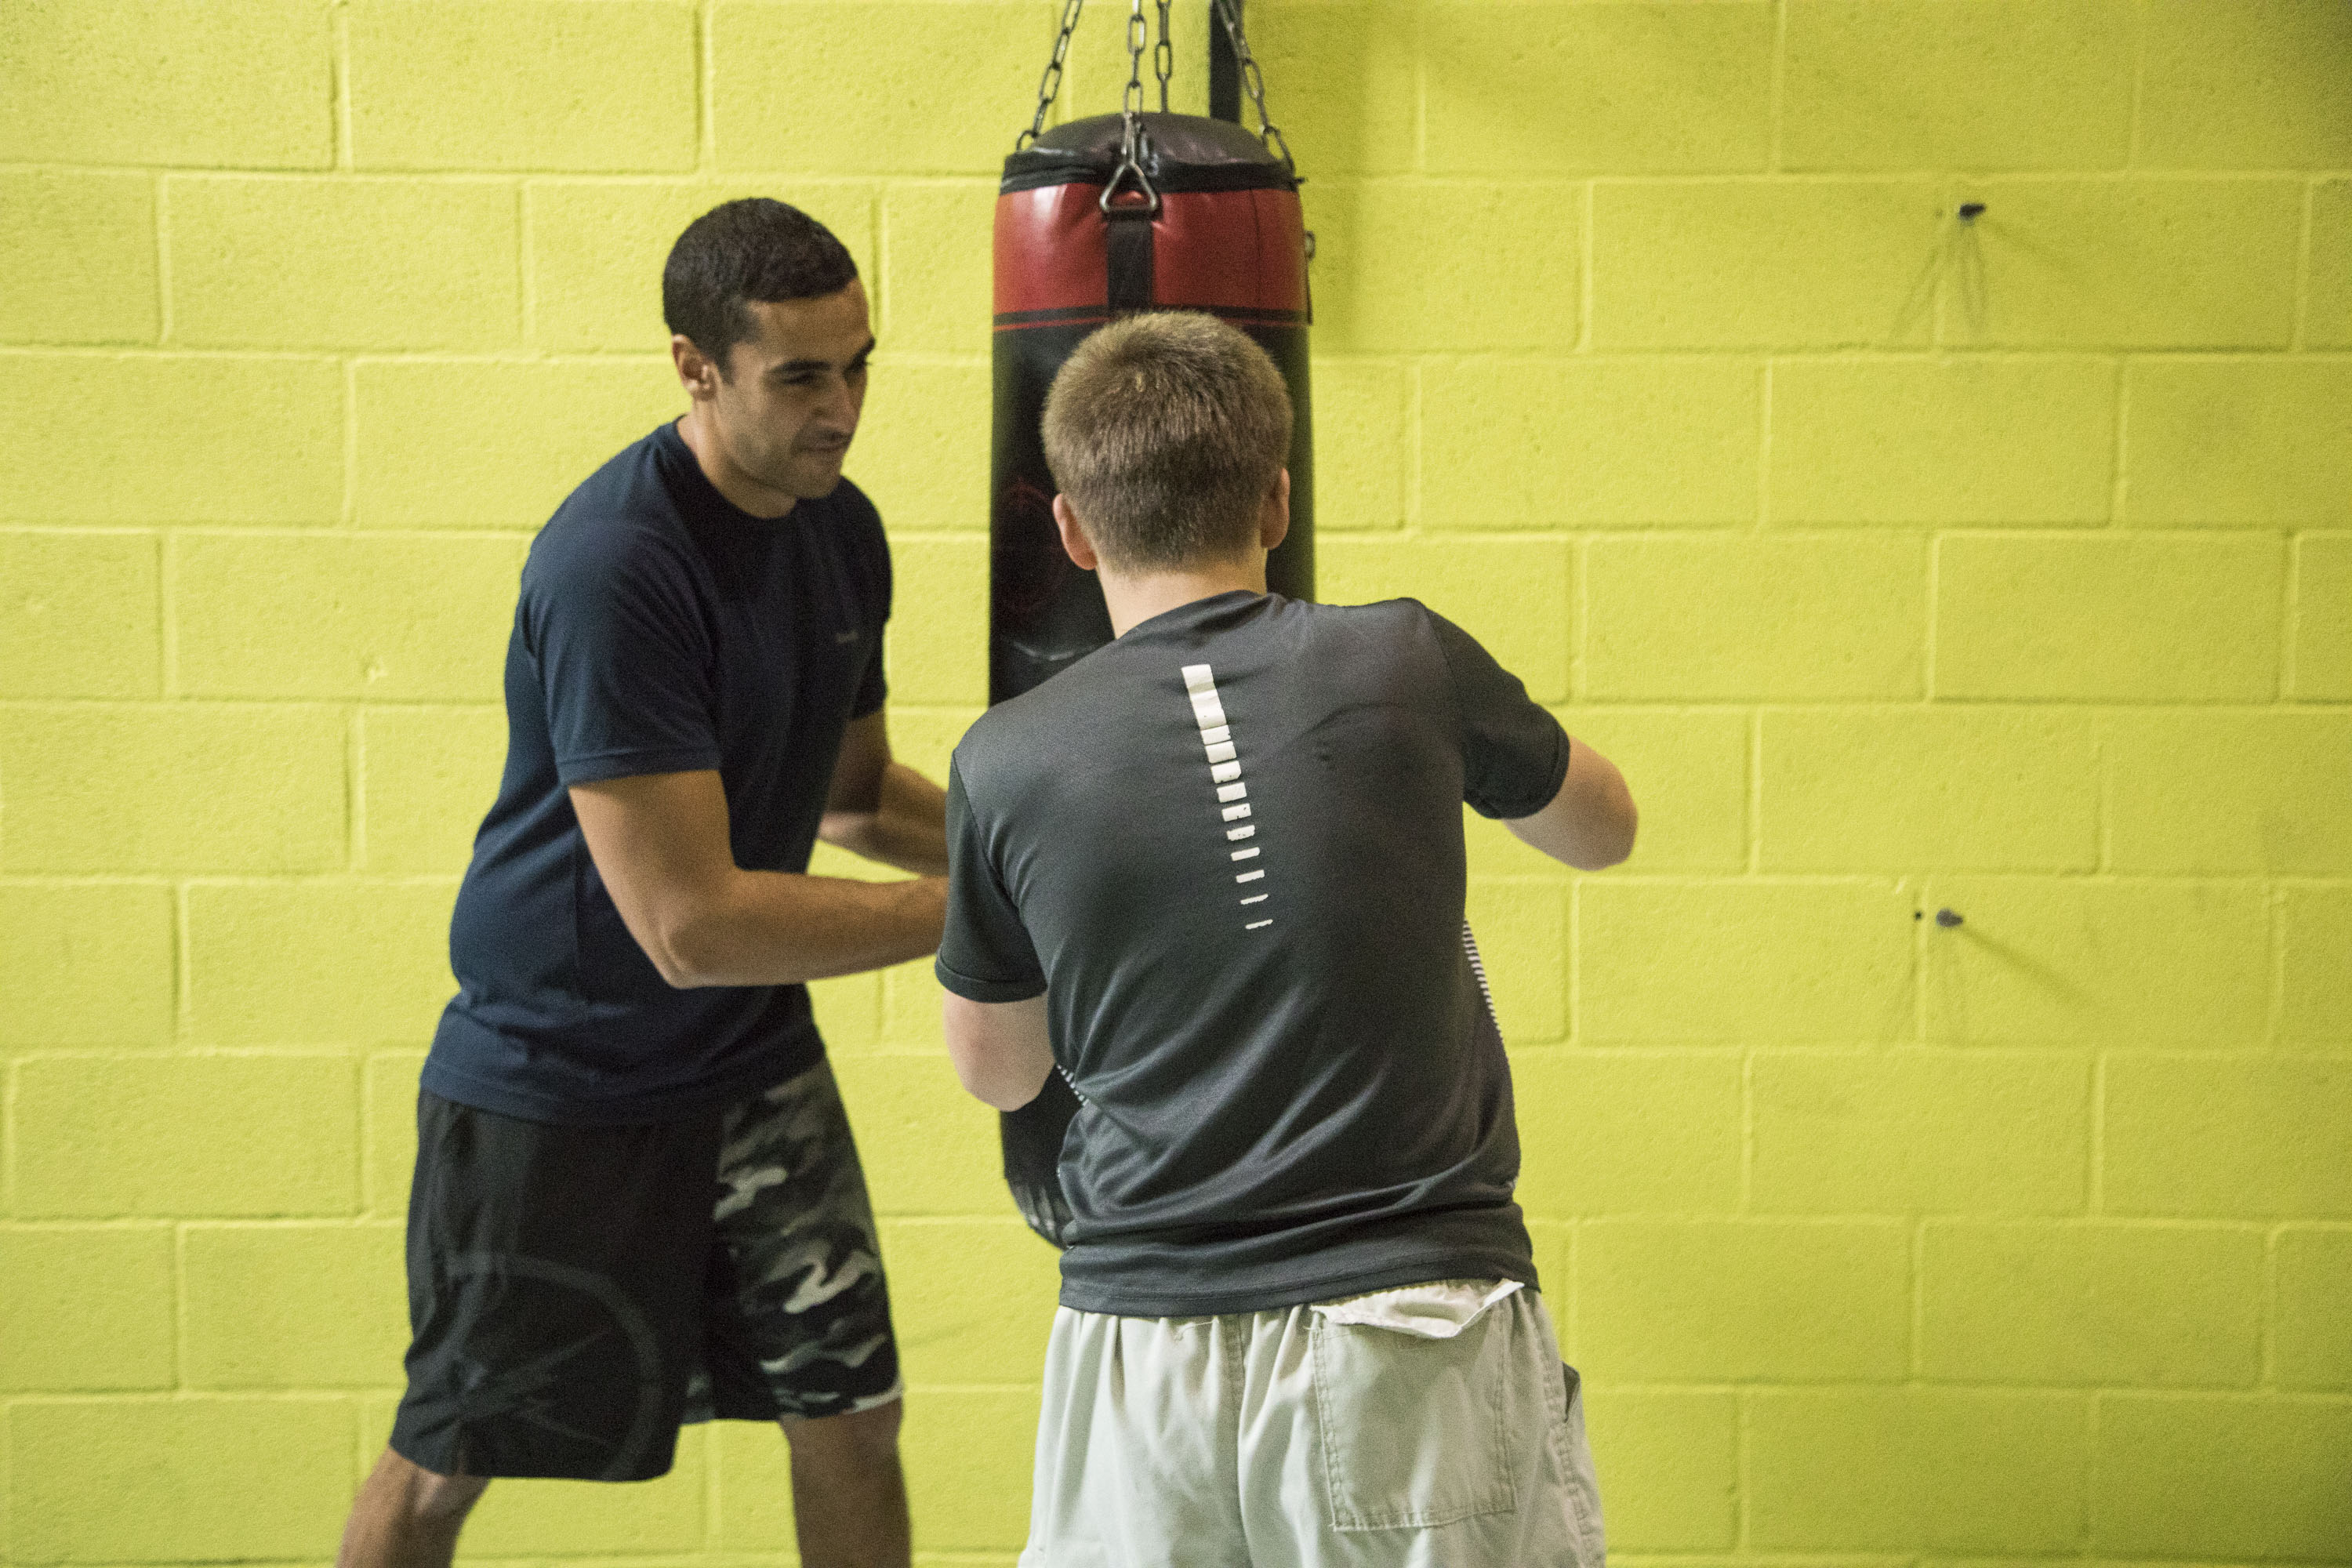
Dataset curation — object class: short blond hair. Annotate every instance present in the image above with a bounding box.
[1040,312,1293,572]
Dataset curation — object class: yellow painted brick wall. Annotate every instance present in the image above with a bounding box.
[2,0,2347,1560]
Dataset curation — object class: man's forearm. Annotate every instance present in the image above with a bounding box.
[663,869,946,989]
[821,762,949,877]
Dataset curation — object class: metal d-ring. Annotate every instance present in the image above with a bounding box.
[1099,156,1160,217]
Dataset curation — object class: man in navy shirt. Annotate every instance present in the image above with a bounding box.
[938,314,1636,1566]
[338,201,944,1568]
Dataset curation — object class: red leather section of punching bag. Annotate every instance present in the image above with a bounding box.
[993,184,1308,321]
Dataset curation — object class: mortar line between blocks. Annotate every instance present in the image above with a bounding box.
[699,0,720,175]
[2259,1222,2282,1391]
[2124,0,2150,174]
[2106,353,2130,527]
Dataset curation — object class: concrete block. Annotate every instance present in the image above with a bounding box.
[1316,537,1571,702]
[2104,1054,2352,1218]
[809,970,884,1056]
[714,2,1051,176]
[1308,358,1410,531]
[0,172,158,344]
[349,1,696,173]
[1517,709,1746,875]
[2138,0,2352,169]
[459,1427,707,1552]
[1919,877,2270,1047]
[713,1417,797,1548]
[880,182,995,355]
[1751,1051,2091,1216]
[830,1054,1007,1217]
[2092,1393,2352,1558]
[886,535,989,706]
[2294,532,2352,699]
[359,706,505,874]
[2308,181,2352,349]
[0,704,346,873]
[11,1054,358,1218]
[531,179,876,354]
[183,1221,408,1387]
[2103,710,2352,874]
[169,176,520,351]
[1509,1049,1742,1218]
[904,1388,1041,1550]
[1574,1218,1910,1381]
[1580,1388,1736,1551]
[1306,180,1581,354]
[851,360,990,533]
[879,1217,1058,1387]
[174,533,523,702]
[355,358,681,529]
[1935,532,2283,701]
[1748,1388,2088,1551]
[1585,532,1926,699]
[1769,356,2117,524]
[363,1052,425,1219]
[0,884,176,1051]
[1920,1221,2263,1385]
[1590,180,1941,349]
[1424,3,1773,175]
[1420,358,1762,527]
[0,531,160,698]
[2123,358,2352,524]
[2281,886,2352,1045]
[0,0,332,169]
[1759,707,2100,871]
[0,353,343,524]
[1247,2,1418,176]
[184,882,456,1046]
[1578,879,1915,1043]
[880,956,949,1051]
[1783,0,2134,172]
[0,1225,175,1389]
[2275,1229,2352,1389]
[1957,180,2302,348]
[1466,880,1567,1044]
[5,1396,354,1560]
[883,704,981,786]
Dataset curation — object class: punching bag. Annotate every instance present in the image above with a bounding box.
[989,111,1315,1247]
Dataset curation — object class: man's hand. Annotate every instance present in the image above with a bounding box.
[571,768,946,989]
[820,712,950,876]
[1505,738,1639,871]
[942,993,1054,1111]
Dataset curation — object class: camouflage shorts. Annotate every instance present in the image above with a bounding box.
[391,1062,901,1483]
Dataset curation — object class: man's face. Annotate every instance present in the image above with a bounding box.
[697,278,874,503]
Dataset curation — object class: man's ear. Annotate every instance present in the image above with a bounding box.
[672,335,720,403]
[1259,468,1291,552]
[1053,493,1101,572]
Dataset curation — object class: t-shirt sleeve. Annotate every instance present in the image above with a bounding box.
[524,528,723,787]
[850,493,891,720]
[1423,607,1573,820]
[935,755,1048,1003]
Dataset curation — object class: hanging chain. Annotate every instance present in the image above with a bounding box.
[1211,0,1292,172]
[1102,0,1160,212]
[1154,0,1174,113]
[1017,0,1087,150]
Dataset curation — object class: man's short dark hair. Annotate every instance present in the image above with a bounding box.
[1041,312,1293,573]
[662,198,858,372]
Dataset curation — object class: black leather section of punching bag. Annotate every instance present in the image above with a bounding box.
[990,113,1312,1248]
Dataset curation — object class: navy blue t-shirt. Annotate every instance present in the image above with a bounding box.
[424,420,891,1126]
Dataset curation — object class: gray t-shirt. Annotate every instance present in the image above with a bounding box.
[937,591,1570,1316]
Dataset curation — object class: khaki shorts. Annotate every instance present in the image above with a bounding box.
[1020,1282,1605,1567]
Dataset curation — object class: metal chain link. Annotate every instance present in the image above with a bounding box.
[1211,0,1293,172]
[1102,0,1160,213]
[1154,0,1174,113]
[1016,0,1087,150]
[1122,0,1149,120]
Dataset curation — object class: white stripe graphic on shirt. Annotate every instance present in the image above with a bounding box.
[1181,662,1273,931]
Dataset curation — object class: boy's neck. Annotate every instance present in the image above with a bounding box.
[1098,554,1269,638]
